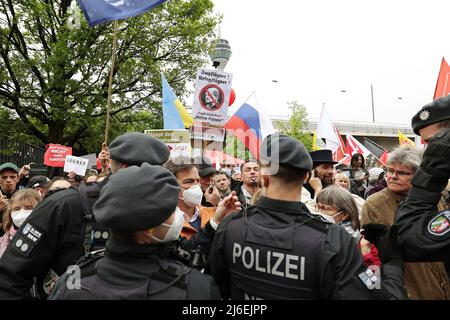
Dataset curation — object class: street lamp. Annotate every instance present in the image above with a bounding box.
[371,84,375,123]
[340,87,375,123]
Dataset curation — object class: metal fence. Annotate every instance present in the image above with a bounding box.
[0,137,45,167]
[272,117,414,136]
[306,120,414,136]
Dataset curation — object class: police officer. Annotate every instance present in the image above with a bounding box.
[208,133,406,300]
[395,96,450,261]
[49,163,220,300]
[0,132,171,299]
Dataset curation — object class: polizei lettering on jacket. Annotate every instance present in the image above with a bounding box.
[232,243,305,280]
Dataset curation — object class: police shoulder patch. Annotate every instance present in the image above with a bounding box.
[427,210,450,236]
[358,268,378,290]
[22,223,43,243]
[12,223,44,258]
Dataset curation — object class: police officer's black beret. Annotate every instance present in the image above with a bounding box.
[259,134,313,172]
[109,132,170,166]
[94,163,180,231]
[412,95,450,135]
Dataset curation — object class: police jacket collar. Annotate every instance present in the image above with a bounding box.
[106,237,168,257]
[255,196,311,216]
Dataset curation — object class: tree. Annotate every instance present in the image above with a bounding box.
[223,134,252,162]
[0,0,218,153]
[275,101,313,150]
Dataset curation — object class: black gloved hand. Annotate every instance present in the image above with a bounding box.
[361,223,388,245]
[374,225,402,266]
[412,128,450,192]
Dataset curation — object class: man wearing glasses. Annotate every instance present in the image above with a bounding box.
[362,145,422,227]
[362,145,449,299]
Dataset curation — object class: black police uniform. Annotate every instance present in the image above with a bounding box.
[208,197,405,300]
[208,134,406,300]
[0,187,85,299]
[0,132,172,299]
[394,107,450,262]
[395,187,450,261]
[48,238,221,300]
[50,163,220,300]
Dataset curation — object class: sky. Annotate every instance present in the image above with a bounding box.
[211,0,450,126]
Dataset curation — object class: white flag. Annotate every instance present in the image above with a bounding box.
[414,134,425,150]
[316,105,339,151]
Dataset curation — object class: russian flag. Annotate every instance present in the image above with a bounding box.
[224,93,274,159]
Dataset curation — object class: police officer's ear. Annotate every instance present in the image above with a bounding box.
[261,175,270,189]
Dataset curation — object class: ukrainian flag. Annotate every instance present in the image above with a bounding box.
[161,73,193,129]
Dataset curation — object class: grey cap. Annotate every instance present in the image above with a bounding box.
[0,162,19,174]
[109,132,170,166]
[94,163,180,231]
[260,134,313,172]
[412,95,450,135]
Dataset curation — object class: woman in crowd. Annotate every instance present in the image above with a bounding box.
[0,189,41,257]
[315,186,381,268]
[345,153,369,197]
[334,173,365,219]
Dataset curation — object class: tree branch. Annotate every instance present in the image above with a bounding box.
[15,104,48,143]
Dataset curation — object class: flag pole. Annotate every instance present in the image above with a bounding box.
[104,20,119,145]
[371,84,375,123]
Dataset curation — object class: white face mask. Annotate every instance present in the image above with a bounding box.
[181,185,203,207]
[151,209,185,243]
[11,209,33,228]
[318,211,342,224]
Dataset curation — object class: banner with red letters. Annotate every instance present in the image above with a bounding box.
[44,144,72,167]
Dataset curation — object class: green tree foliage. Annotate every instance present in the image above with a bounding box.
[275,101,313,151]
[0,0,218,153]
[223,134,252,162]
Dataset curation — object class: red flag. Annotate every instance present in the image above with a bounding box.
[346,134,372,158]
[332,125,349,162]
[379,151,389,166]
[433,57,450,99]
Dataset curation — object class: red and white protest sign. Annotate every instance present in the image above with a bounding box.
[44,144,72,167]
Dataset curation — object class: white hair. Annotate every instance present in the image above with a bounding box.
[387,145,423,171]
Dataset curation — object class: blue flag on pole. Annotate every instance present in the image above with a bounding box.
[78,0,168,27]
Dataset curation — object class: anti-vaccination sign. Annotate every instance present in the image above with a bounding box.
[192,68,233,126]
[144,129,191,158]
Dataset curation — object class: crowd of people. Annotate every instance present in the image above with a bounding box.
[0,95,449,300]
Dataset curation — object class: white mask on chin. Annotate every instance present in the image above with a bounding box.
[151,209,185,243]
[181,185,203,207]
